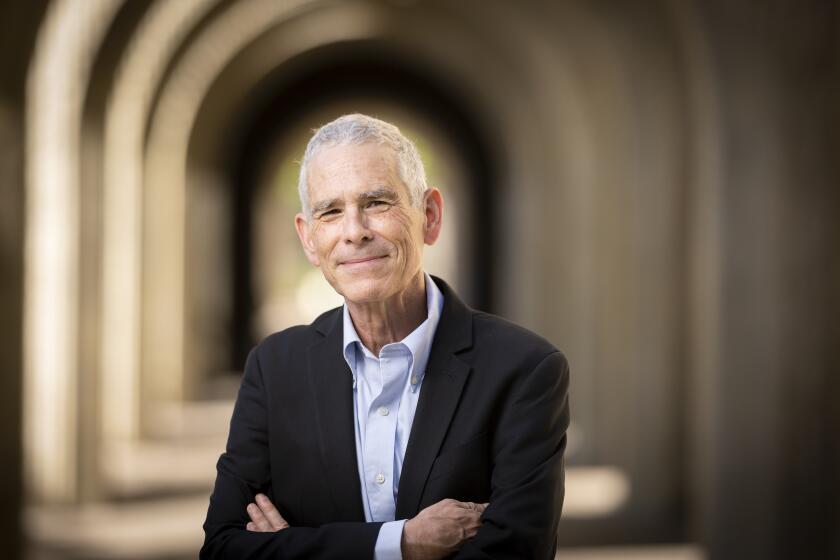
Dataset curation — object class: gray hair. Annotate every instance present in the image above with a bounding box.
[298,113,428,218]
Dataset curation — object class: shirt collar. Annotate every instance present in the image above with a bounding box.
[342,272,444,385]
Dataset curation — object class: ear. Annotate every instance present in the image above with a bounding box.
[295,212,321,267]
[422,187,443,246]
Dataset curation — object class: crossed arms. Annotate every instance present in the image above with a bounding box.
[246,494,487,559]
[200,345,570,559]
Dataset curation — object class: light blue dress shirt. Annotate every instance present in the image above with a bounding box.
[342,273,444,560]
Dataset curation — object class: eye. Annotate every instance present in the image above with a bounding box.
[318,208,341,220]
[366,200,389,209]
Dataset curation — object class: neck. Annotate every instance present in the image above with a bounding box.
[346,271,427,355]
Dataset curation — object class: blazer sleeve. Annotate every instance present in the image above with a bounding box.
[200,347,383,559]
[453,351,571,560]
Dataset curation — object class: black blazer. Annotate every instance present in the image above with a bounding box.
[201,276,570,559]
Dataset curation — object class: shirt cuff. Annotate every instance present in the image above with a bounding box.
[373,519,406,560]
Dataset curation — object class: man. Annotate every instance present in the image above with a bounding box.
[201,114,570,559]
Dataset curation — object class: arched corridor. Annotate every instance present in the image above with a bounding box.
[1,1,838,558]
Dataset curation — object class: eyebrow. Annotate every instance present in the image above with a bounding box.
[311,187,399,215]
[359,188,399,202]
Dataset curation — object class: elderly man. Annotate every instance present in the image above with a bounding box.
[201,114,570,559]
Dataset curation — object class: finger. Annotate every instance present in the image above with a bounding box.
[256,494,289,530]
[465,512,483,538]
[457,516,481,542]
[458,501,488,513]
[453,510,481,528]
[453,500,478,512]
[247,502,273,531]
[247,502,271,531]
[456,502,487,514]
[246,522,256,531]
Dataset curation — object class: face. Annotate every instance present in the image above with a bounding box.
[295,142,443,304]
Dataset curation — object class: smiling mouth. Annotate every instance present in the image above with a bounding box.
[341,255,387,266]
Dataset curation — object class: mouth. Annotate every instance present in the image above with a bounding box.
[340,255,387,267]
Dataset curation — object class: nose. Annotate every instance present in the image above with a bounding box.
[342,206,372,244]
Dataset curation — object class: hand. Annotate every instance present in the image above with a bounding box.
[402,498,488,560]
[245,493,290,532]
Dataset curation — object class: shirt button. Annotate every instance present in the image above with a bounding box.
[375,473,386,484]
[378,406,389,416]
[411,375,419,385]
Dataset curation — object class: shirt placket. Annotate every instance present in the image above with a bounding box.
[362,346,405,521]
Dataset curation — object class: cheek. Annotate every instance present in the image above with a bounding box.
[310,226,339,264]
[380,212,424,265]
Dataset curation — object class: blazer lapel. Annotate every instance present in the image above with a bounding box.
[396,277,474,519]
[307,308,366,522]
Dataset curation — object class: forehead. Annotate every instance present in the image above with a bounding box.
[306,143,404,200]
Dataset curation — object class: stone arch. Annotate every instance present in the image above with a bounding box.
[25,0,720,547]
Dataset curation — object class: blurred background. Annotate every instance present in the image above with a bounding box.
[1,0,838,559]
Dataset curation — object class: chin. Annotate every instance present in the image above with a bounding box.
[337,275,393,304]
